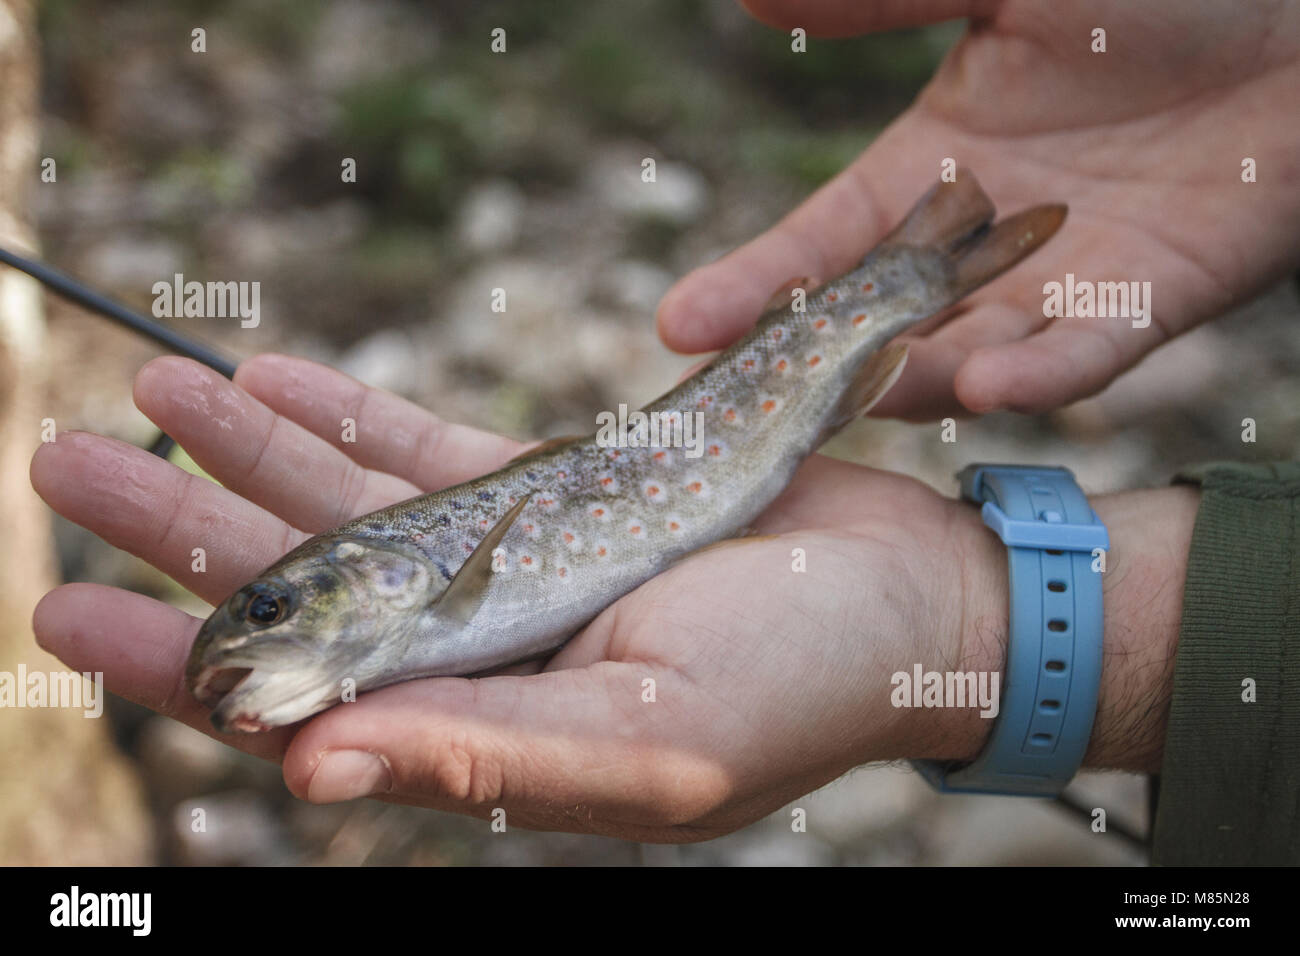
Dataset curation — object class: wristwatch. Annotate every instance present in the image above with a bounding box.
[913,464,1109,796]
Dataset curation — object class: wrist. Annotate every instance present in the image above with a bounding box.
[913,484,1199,774]
[1083,486,1200,771]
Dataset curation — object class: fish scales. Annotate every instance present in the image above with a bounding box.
[186,172,1067,731]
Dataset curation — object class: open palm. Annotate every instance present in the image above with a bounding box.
[657,0,1300,419]
[32,355,986,841]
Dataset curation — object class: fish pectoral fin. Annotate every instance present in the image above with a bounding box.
[434,493,530,624]
[762,275,823,315]
[828,341,910,433]
[507,435,583,464]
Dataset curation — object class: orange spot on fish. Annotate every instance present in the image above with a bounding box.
[742,359,755,370]
[523,523,534,533]
[827,292,838,302]
[557,470,567,479]
[853,313,867,326]
[698,395,713,407]
[629,525,641,534]
[600,477,614,486]
[762,400,777,413]
[813,318,827,330]
[592,508,605,517]
[708,444,721,456]
[557,567,567,578]
[775,359,788,372]
[563,531,575,543]
[723,408,736,422]
[807,355,822,367]
[862,282,874,292]
[521,556,532,565]
[687,481,703,493]
[647,485,660,496]
[669,521,681,531]
[597,546,607,557]
[653,450,667,460]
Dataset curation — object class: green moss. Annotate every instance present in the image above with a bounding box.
[155,148,254,205]
[352,228,447,291]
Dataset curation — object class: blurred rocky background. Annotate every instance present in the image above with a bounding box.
[5,0,1295,865]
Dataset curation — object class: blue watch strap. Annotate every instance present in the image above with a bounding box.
[913,465,1108,796]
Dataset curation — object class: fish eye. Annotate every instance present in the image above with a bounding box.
[244,590,287,627]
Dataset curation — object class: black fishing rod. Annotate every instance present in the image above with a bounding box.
[0,244,242,458]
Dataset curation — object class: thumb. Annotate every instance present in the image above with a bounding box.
[655,149,901,354]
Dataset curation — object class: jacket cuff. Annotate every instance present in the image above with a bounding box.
[1152,461,1300,865]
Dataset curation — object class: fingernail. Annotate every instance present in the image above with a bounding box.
[307,750,391,803]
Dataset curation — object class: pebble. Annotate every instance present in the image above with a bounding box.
[457,180,526,253]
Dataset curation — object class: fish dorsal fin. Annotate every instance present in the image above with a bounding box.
[434,493,530,624]
[762,275,823,315]
[507,435,582,464]
[823,341,909,439]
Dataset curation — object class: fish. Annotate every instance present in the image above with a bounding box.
[187,171,1066,732]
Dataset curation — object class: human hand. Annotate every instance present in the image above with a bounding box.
[30,355,1195,839]
[29,353,978,839]
[658,0,1300,418]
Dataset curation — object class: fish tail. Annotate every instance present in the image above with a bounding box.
[881,171,1067,300]
[948,202,1068,300]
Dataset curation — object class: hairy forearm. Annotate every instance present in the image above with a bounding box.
[927,484,1201,773]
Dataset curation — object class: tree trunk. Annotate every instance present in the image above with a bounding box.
[0,0,150,865]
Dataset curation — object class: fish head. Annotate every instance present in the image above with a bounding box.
[186,535,441,732]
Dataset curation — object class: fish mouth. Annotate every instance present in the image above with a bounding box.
[190,664,273,733]
[189,660,341,734]
[191,665,254,710]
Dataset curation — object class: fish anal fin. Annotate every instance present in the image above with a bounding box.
[435,493,530,624]
[825,342,909,437]
[842,341,909,419]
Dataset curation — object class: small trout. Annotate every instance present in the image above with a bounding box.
[188,172,1065,732]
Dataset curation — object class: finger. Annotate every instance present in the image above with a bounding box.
[32,583,292,760]
[134,357,421,533]
[954,316,1170,414]
[234,354,524,492]
[30,431,303,604]
[656,155,899,354]
[739,0,981,37]
[281,664,732,837]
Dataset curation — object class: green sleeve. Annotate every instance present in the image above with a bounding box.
[1151,461,1300,865]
